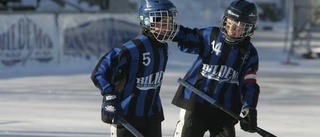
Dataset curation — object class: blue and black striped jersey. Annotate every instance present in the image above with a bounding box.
[172,26,260,115]
[91,34,168,119]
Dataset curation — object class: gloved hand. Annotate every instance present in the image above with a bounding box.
[240,108,257,133]
[101,92,120,124]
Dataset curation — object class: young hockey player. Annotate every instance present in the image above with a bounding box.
[91,0,179,136]
[172,0,260,136]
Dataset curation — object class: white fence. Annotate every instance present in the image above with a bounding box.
[0,13,140,67]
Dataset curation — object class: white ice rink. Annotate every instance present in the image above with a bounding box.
[1,30,320,137]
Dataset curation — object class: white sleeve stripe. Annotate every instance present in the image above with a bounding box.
[244,74,256,80]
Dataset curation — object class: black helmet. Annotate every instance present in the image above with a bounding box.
[220,0,258,44]
[138,0,179,43]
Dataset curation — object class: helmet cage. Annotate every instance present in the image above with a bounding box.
[146,10,179,43]
[219,0,258,44]
[220,15,255,44]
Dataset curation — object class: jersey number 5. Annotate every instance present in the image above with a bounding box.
[142,52,151,66]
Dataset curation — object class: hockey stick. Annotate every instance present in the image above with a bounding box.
[117,116,144,137]
[177,78,277,137]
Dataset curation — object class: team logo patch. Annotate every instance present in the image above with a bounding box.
[144,17,150,25]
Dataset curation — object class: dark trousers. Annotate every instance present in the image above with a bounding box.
[175,109,236,137]
[111,116,162,137]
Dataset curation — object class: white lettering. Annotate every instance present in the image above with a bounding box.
[228,10,239,18]
[201,64,239,84]
[136,71,164,90]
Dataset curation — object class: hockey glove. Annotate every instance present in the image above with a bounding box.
[240,108,257,133]
[101,92,120,124]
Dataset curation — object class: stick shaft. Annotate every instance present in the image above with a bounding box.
[117,116,144,137]
[177,78,277,137]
